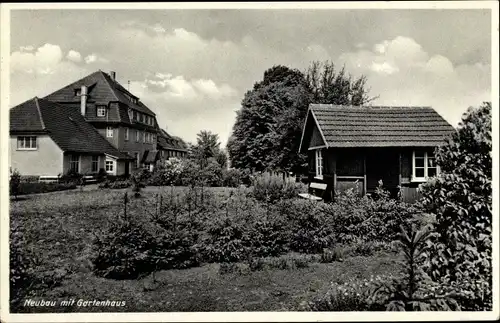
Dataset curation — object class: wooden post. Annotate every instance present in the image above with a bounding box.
[363,152,367,196]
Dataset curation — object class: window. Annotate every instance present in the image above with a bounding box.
[97,105,106,117]
[125,128,129,141]
[315,149,323,179]
[128,108,133,120]
[105,160,114,173]
[91,156,99,172]
[106,127,113,138]
[69,155,80,172]
[412,151,439,181]
[17,136,37,150]
[143,131,146,143]
[140,114,144,123]
[136,130,140,142]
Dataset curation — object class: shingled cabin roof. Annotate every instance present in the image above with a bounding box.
[44,70,156,117]
[10,97,133,160]
[157,129,188,152]
[299,104,456,152]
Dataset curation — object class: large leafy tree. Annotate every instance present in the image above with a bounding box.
[189,130,226,168]
[419,102,492,310]
[227,61,374,173]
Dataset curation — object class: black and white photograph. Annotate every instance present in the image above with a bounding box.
[1,1,498,322]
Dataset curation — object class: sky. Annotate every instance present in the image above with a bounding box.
[8,8,493,146]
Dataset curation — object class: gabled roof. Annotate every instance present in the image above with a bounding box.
[44,70,156,116]
[157,128,188,152]
[299,104,456,152]
[10,97,133,160]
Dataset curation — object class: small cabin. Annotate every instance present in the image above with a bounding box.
[298,104,455,203]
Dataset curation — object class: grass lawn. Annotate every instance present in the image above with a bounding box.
[10,186,400,312]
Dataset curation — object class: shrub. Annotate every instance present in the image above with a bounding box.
[222,168,242,187]
[96,168,107,182]
[9,224,34,306]
[419,102,492,310]
[200,217,249,263]
[283,199,335,254]
[91,220,154,279]
[148,158,184,186]
[320,247,343,263]
[10,169,21,200]
[13,182,77,195]
[59,169,82,184]
[365,224,461,311]
[251,172,301,203]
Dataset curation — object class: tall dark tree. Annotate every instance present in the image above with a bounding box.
[227,61,375,173]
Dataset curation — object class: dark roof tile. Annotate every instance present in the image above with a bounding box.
[303,104,455,149]
[10,97,133,160]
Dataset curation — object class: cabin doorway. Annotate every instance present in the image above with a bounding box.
[365,149,400,195]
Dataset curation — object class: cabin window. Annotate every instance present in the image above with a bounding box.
[106,127,113,138]
[105,160,114,173]
[96,105,107,117]
[17,136,37,150]
[125,127,129,141]
[69,155,80,173]
[412,151,439,182]
[91,156,99,172]
[315,149,323,179]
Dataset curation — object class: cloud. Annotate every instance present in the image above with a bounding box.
[20,45,34,52]
[66,50,82,62]
[129,73,238,145]
[84,53,109,64]
[11,43,63,75]
[339,36,491,126]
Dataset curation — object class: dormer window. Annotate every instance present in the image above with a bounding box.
[97,105,107,117]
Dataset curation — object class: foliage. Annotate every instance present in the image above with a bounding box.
[59,169,82,184]
[320,247,344,263]
[12,182,77,195]
[418,102,492,310]
[222,168,242,187]
[98,180,131,189]
[366,225,461,311]
[96,168,108,182]
[10,169,21,200]
[251,172,302,203]
[148,157,184,186]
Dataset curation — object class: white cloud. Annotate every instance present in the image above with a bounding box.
[84,53,109,64]
[339,36,490,126]
[66,50,82,62]
[11,43,63,75]
[20,45,34,52]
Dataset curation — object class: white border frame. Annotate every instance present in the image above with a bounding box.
[1,2,499,322]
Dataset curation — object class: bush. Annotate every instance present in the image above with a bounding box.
[59,169,82,184]
[251,172,301,203]
[91,220,154,280]
[148,158,184,186]
[419,102,492,310]
[10,169,21,199]
[13,182,77,195]
[283,199,335,254]
[222,168,242,187]
[320,247,343,263]
[96,168,107,182]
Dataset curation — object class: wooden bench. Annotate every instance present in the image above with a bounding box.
[39,175,60,183]
[298,182,328,201]
[82,175,97,184]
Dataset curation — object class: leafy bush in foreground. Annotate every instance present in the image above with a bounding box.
[419,102,492,310]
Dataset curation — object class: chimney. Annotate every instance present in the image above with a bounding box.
[80,85,88,116]
[110,71,116,81]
